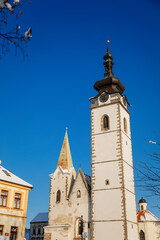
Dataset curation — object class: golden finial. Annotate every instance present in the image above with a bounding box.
[66,127,68,131]
[107,37,110,44]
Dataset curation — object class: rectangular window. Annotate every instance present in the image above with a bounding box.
[14,193,21,209]
[10,226,18,240]
[0,190,8,207]
[0,225,3,235]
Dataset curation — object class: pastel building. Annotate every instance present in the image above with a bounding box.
[137,198,160,240]
[0,163,32,240]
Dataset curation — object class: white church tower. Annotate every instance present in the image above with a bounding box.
[89,41,138,240]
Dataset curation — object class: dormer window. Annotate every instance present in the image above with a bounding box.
[77,190,81,198]
[101,115,110,131]
[56,190,61,203]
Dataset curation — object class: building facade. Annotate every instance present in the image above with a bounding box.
[44,130,91,240]
[89,42,138,240]
[30,212,48,240]
[137,198,160,240]
[0,163,32,240]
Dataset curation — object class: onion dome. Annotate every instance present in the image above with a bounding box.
[94,39,125,94]
[139,198,147,203]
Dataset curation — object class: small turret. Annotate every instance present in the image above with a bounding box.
[139,198,147,211]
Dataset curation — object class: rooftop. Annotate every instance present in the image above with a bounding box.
[0,165,33,189]
[31,212,48,223]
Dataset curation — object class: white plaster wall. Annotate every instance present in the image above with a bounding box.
[121,133,133,166]
[123,162,135,193]
[94,161,121,190]
[94,221,124,240]
[127,222,139,240]
[94,132,118,162]
[93,189,123,221]
[125,190,137,222]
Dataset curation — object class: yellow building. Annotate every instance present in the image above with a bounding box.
[0,163,33,240]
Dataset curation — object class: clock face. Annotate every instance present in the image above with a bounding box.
[99,92,109,103]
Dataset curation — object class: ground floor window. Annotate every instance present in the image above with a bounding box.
[0,225,3,235]
[10,226,18,240]
[140,230,145,240]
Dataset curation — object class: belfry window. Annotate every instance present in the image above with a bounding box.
[124,118,127,133]
[101,115,110,131]
[140,230,145,240]
[56,190,61,203]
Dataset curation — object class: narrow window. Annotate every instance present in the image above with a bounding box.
[38,228,41,235]
[105,179,110,185]
[140,230,145,240]
[124,118,127,133]
[141,205,144,211]
[0,190,8,207]
[77,190,81,198]
[101,115,110,131]
[0,225,3,235]
[56,190,61,203]
[10,226,18,240]
[14,193,21,209]
[33,228,36,235]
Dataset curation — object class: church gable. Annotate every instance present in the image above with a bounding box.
[69,169,90,204]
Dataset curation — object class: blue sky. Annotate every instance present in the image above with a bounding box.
[0,0,160,227]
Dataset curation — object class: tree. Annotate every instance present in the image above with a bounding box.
[0,0,31,58]
[136,138,160,207]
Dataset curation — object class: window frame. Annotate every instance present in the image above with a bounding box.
[14,193,21,209]
[0,225,4,236]
[56,190,61,203]
[101,115,110,131]
[10,226,18,240]
[0,190,8,207]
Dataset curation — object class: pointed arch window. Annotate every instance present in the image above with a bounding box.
[140,230,145,240]
[56,190,61,203]
[101,115,110,131]
[124,117,127,133]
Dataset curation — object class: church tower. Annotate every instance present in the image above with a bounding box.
[89,41,138,240]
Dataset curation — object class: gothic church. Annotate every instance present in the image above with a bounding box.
[44,42,139,240]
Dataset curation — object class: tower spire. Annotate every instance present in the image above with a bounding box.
[103,38,114,78]
[94,39,125,94]
[57,129,73,171]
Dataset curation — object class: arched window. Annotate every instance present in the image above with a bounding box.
[77,190,81,198]
[124,118,127,133]
[56,190,61,203]
[75,218,83,237]
[140,230,145,240]
[101,115,109,131]
[141,205,144,211]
